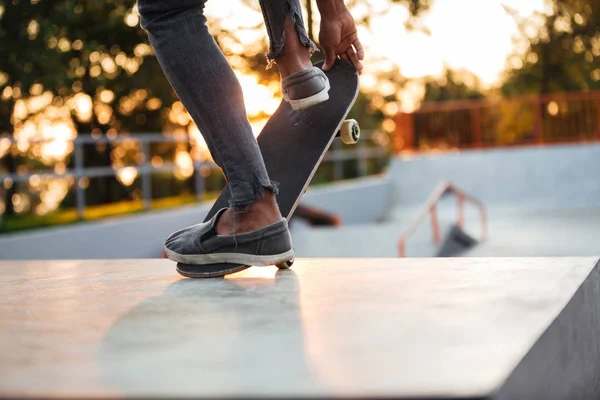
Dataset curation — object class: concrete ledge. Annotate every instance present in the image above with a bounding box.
[0,175,392,260]
[390,143,600,210]
[495,260,600,400]
[296,174,393,224]
[0,202,213,259]
[1,257,598,399]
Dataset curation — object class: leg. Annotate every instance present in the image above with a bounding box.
[138,0,281,235]
[138,0,294,267]
[259,0,331,110]
[259,0,316,75]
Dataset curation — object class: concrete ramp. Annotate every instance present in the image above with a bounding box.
[1,257,599,399]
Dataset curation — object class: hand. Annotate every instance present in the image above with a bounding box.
[318,8,364,74]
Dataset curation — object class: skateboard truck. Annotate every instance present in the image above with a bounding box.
[336,119,360,145]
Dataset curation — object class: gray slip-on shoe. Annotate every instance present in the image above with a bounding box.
[163,208,295,266]
[281,66,330,110]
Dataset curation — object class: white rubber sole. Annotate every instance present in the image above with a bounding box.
[283,80,331,111]
[164,247,295,266]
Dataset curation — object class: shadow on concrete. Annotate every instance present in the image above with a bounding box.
[97,270,322,396]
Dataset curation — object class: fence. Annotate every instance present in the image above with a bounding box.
[393,90,600,153]
[0,130,388,222]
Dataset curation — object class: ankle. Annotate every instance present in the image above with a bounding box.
[277,56,312,78]
[275,17,312,78]
[248,192,280,215]
[215,193,282,235]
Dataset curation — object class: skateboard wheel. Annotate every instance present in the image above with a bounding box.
[276,257,295,270]
[340,119,360,145]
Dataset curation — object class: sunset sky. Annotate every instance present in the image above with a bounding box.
[207,0,547,87]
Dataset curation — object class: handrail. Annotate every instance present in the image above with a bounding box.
[397,181,487,257]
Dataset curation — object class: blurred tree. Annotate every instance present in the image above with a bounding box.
[501,0,600,95]
[0,0,178,216]
[422,68,485,103]
[413,68,486,149]
[0,0,434,223]
[498,0,600,144]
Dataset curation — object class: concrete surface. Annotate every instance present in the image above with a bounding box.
[465,207,600,257]
[1,257,599,399]
[292,198,484,258]
[0,175,391,260]
[292,201,600,259]
[390,143,600,210]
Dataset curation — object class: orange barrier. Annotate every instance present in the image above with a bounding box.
[394,90,600,153]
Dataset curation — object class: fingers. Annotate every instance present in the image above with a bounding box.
[326,46,363,74]
[346,46,363,74]
[353,38,364,60]
[338,33,363,73]
[322,47,338,71]
[321,35,364,73]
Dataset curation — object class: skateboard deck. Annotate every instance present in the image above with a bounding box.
[176,60,359,278]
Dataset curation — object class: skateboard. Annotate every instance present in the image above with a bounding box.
[176,59,360,278]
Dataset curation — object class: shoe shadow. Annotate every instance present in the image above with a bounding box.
[97,269,321,397]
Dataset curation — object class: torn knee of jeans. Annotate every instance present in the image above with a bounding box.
[265,2,319,69]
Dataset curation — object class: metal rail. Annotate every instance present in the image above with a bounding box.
[0,131,387,219]
[397,181,487,257]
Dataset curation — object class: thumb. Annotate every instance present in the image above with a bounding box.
[322,47,337,71]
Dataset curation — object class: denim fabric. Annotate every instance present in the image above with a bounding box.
[258,0,318,67]
[137,0,315,210]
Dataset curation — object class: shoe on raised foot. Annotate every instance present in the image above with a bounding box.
[281,66,330,111]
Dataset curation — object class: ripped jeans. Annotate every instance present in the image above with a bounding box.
[137,0,316,210]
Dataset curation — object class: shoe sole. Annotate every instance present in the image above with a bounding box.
[176,263,250,279]
[164,247,295,266]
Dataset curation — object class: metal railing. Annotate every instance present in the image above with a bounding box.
[0,131,387,220]
[393,90,600,153]
[397,181,487,257]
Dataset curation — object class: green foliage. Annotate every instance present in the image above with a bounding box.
[0,0,430,228]
[0,0,181,216]
[501,0,600,95]
[493,0,600,146]
[421,68,485,103]
[0,0,176,134]
[412,69,486,150]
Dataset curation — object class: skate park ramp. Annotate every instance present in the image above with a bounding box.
[2,145,600,399]
[2,257,600,399]
[464,207,600,257]
[292,143,600,259]
[0,175,393,260]
[290,199,600,259]
[291,180,488,258]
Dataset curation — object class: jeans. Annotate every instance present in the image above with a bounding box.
[137,0,316,210]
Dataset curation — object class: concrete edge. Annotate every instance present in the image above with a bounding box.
[494,257,600,400]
